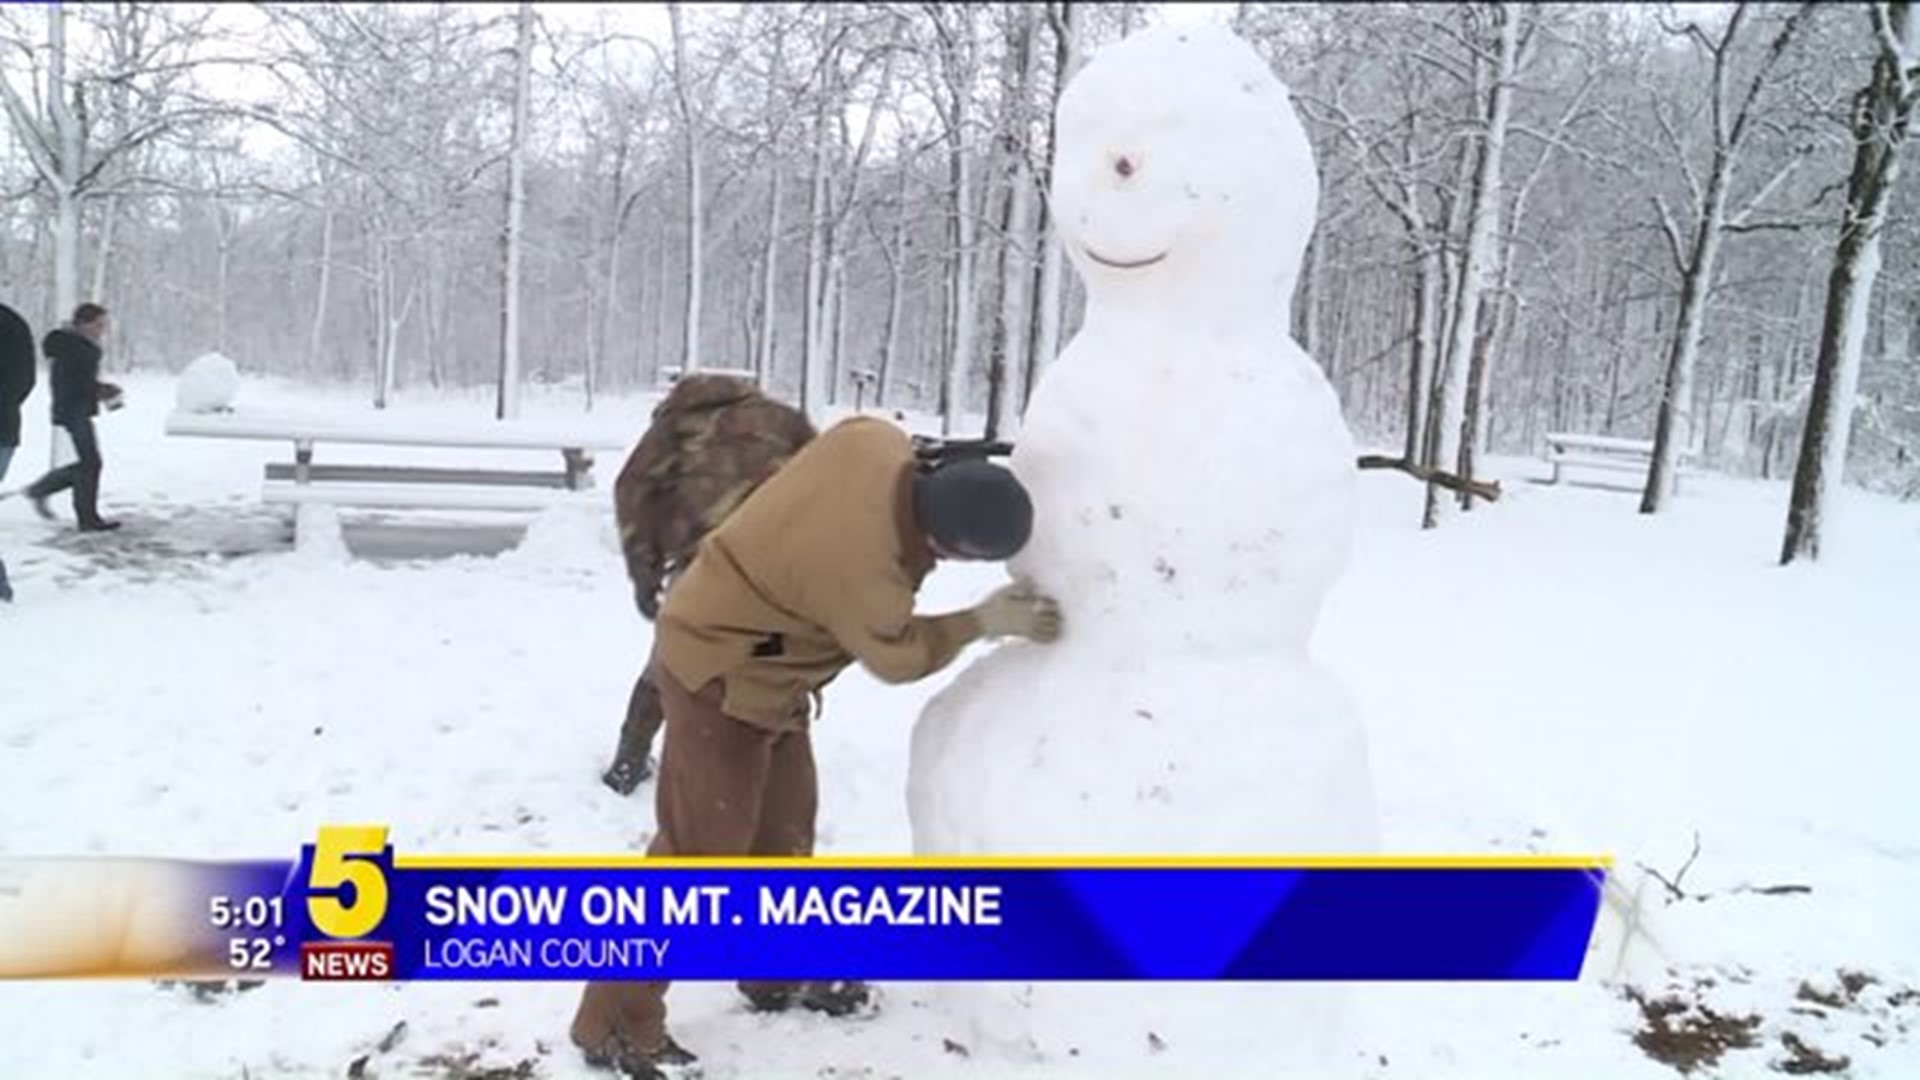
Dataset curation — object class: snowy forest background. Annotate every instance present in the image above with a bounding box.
[1,1,1915,503]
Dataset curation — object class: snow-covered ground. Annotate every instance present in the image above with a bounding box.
[2,372,1915,1078]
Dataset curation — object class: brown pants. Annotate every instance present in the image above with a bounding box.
[570,662,816,1057]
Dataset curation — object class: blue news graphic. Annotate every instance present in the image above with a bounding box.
[373,864,1602,981]
[180,828,1611,983]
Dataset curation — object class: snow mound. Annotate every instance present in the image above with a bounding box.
[176,353,241,413]
[505,497,618,573]
[292,503,350,563]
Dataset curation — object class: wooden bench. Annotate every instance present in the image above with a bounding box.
[1544,432,1697,492]
[165,409,633,542]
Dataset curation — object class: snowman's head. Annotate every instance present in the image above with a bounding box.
[1051,25,1318,307]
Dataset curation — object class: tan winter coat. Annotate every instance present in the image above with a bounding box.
[654,417,982,730]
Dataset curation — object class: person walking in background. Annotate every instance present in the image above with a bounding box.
[25,303,121,533]
[0,301,36,601]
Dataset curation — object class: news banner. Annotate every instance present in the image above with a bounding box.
[0,826,1609,982]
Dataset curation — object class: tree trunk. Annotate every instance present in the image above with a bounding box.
[989,5,1040,439]
[813,12,898,409]
[1782,1,1916,563]
[377,240,409,408]
[496,0,532,419]
[827,250,848,401]
[800,59,834,417]
[33,2,82,469]
[215,205,236,355]
[1639,177,1728,511]
[1459,295,1498,509]
[751,31,787,388]
[940,12,980,437]
[50,2,81,327]
[668,2,703,376]
[755,169,783,387]
[90,193,121,303]
[307,204,334,376]
[372,221,391,409]
[650,225,669,383]
[1423,3,1518,529]
[982,173,1016,440]
[943,134,977,436]
[879,143,912,408]
[1643,4,1811,512]
[601,202,639,397]
[1024,1,1076,413]
[1403,242,1441,463]
[992,165,1036,437]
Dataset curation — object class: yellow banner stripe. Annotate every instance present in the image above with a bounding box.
[395,854,1613,871]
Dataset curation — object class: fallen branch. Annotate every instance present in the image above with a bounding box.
[1637,831,1704,905]
[1356,454,1503,501]
[1732,882,1813,897]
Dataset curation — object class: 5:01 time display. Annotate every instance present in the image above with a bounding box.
[209,895,285,930]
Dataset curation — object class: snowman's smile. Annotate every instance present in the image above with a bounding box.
[1082,245,1168,271]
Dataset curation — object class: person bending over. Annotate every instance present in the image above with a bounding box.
[570,415,1062,1077]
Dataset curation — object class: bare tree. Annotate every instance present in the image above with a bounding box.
[925,2,981,436]
[753,16,790,386]
[496,0,532,419]
[1422,3,1523,529]
[666,1,703,374]
[0,2,84,328]
[1024,0,1078,414]
[1782,1,1919,562]
[587,56,666,404]
[1638,3,1817,513]
[984,3,1041,440]
[0,0,1904,507]
[799,5,844,416]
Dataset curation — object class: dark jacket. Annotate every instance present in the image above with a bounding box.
[44,326,102,426]
[654,417,981,731]
[613,374,817,619]
[0,303,33,447]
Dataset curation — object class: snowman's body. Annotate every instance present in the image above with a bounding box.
[907,24,1378,1069]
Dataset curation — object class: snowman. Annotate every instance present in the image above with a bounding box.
[907,23,1378,1070]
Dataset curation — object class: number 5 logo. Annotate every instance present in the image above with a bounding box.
[306,825,391,939]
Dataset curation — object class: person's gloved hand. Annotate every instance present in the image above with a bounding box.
[973,578,1063,643]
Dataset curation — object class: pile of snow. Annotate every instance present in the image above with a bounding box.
[502,496,619,576]
[175,353,242,413]
[291,503,350,563]
[1,371,1917,1077]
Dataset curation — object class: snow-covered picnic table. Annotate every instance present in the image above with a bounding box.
[164,408,634,525]
[1544,431,1696,491]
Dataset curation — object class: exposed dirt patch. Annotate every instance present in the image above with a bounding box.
[1797,970,1877,1010]
[409,1050,540,1079]
[1624,985,1761,1074]
[1773,1031,1850,1075]
[155,978,268,1003]
[1627,967,1919,1076]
